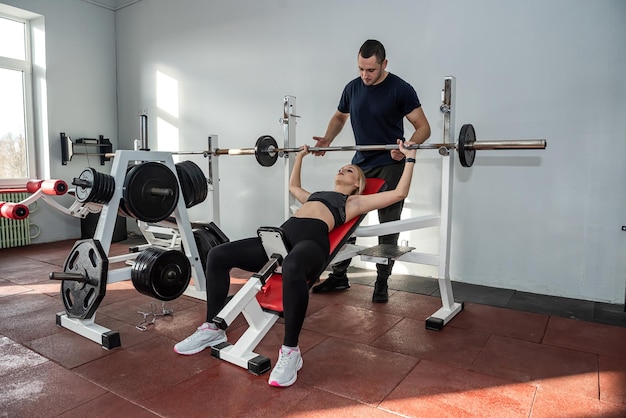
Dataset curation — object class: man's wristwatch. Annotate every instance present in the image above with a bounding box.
[406,158,416,163]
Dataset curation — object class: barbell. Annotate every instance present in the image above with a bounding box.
[101,123,546,168]
[211,123,546,168]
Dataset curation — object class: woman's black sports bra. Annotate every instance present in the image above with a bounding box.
[307,191,348,227]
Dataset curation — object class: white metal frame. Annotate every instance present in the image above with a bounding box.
[281,95,297,221]
[56,150,206,348]
[329,76,463,329]
[208,78,465,375]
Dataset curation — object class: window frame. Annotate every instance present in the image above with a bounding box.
[0,11,37,188]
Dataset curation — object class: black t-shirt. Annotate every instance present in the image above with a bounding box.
[338,73,421,169]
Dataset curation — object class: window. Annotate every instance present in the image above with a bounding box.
[0,12,35,187]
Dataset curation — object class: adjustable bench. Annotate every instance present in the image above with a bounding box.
[210,178,387,375]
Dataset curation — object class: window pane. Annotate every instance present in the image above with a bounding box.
[0,68,28,179]
[0,17,26,61]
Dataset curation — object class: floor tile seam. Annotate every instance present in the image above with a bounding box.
[0,290,32,299]
[105,371,204,417]
[1,357,116,408]
[468,336,600,400]
[595,354,603,402]
[421,355,541,393]
[540,338,626,360]
[306,382,400,412]
[528,385,540,417]
[366,334,424,375]
[60,376,165,417]
[0,294,60,316]
[299,385,347,404]
[465,333,496,375]
[51,391,114,417]
[445,323,549,346]
[1,256,64,268]
[486,332,604,369]
[347,310,406,346]
[0,349,51,381]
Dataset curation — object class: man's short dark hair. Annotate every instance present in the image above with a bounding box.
[359,40,386,64]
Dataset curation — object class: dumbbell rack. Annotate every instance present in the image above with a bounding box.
[56,150,207,348]
[331,76,464,330]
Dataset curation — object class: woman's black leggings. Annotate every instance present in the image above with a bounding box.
[205,218,330,347]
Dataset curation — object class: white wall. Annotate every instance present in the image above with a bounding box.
[3,0,117,243]
[6,0,625,304]
[114,0,626,303]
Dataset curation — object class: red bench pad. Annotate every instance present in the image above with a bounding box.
[256,178,386,313]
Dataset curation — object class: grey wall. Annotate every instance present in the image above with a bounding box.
[5,0,626,304]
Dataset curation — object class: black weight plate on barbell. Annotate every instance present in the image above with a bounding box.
[60,239,108,319]
[255,135,279,167]
[131,247,191,301]
[458,124,476,168]
[123,162,179,222]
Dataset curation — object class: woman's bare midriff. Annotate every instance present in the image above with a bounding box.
[292,201,335,231]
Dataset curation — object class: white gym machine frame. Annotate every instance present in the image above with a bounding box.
[276,77,463,331]
[53,98,297,349]
[208,76,464,375]
[54,74,463,350]
[55,150,209,349]
[334,76,463,330]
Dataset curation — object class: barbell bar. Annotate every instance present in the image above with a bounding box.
[101,124,546,168]
[213,124,546,167]
[243,139,548,153]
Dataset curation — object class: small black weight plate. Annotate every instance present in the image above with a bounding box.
[123,162,180,222]
[193,228,215,272]
[60,239,108,319]
[184,221,230,272]
[131,247,191,301]
[73,168,115,204]
[458,124,476,167]
[255,135,279,167]
[73,168,97,203]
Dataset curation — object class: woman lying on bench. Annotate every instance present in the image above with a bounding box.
[174,139,418,387]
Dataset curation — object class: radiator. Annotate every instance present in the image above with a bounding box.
[0,192,31,249]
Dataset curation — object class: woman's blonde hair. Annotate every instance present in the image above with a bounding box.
[352,165,367,195]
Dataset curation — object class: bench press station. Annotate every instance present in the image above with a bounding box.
[209,77,466,374]
[210,178,387,375]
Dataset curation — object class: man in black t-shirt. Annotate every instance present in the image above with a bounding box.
[311,39,431,302]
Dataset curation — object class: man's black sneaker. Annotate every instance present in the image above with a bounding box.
[311,274,350,293]
[372,278,388,303]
